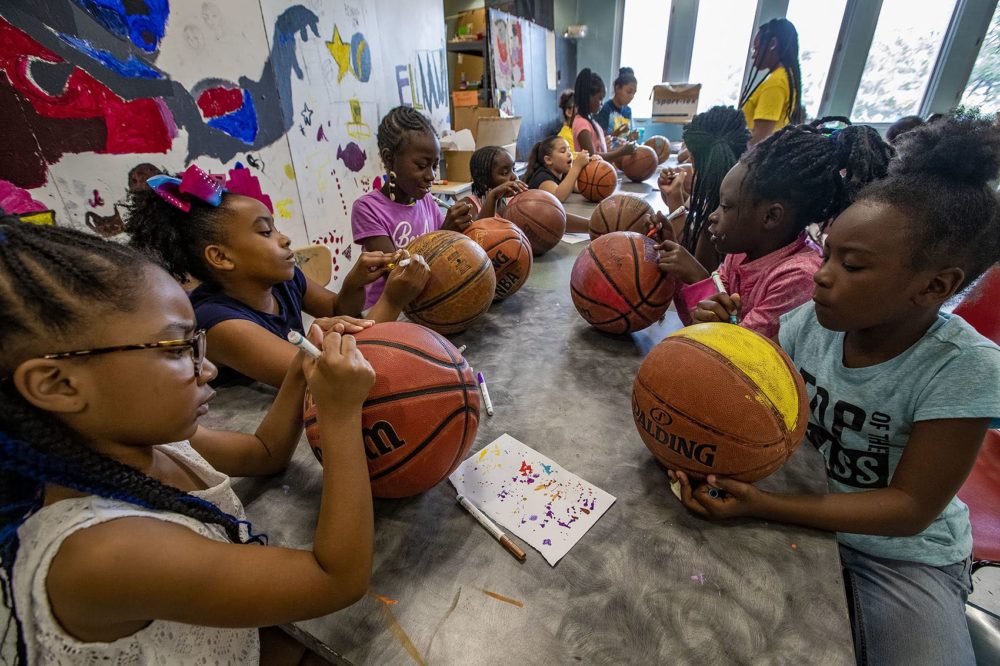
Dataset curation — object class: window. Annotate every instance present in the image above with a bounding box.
[851,0,960,123]
[785,0,848,120]
[687,0,757,111]
[960,1,1000,114]
[619,0,673,118]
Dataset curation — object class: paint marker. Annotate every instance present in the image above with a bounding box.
[432,195,451,208]
[708,487,727,500]
[646,206,687,238]
[457,345,467,354]
[710,271,739,325]
[385,257,412,270]
[476,371,494,416]
[457,494,526,562]
[287,330,322,359]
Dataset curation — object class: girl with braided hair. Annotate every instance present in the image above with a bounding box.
[653,122,893,338]
[657,106,751,273]
[352,105,474,304]
[125,164,427,388]
[458,145,527,220]
[670,113,1000,666]
[0,220,376,664]
[739,18,803,146]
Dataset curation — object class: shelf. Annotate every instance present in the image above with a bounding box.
[447,39,486,54]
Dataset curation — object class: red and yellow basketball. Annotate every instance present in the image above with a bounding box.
[403,230,496,334]
[304,322,480,498]
[619,145,659,183]
[632,324,808,483]
[502,190,567,256]
[464,217,533,300]
[644,135,671,164]
[570,231,675,334]
[578,158,618,203]
[589,194,653,239]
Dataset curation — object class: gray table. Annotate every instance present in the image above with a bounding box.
[203,174,854,665]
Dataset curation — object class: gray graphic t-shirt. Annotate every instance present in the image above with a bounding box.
[780,302,1000,566]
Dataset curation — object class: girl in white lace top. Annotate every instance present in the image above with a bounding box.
[0,219,376,664]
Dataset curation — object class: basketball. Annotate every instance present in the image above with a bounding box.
[303,322,480,498]
[578,158,618,203]
[632,324,808,483]
[464,216,533,300]
[644,135,670,163]
[570,231,676,334]
[502,189,567,256]
[589,194,653,239]
[619,145,659,183]
[403,230,496,334]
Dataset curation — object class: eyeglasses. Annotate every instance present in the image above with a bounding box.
[41,330,207,378]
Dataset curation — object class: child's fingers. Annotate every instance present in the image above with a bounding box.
[675,471,709,517]
[692,299,730,323]
[731,293,742,315]
[714,292,739,316]
[306,322,324,347]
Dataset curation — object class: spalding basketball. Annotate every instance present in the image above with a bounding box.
[503,190,567,256]
[619,145,659,183]
[304,322,480,498]
[589,194,653,240]
[632,324,808,483]
[570,231,676,334]
[464,217,533,300]
[644,135,670,164]
[578,159,618,203]
[403,230,496,334]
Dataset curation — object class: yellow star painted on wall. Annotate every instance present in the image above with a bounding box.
[326,25,351,83]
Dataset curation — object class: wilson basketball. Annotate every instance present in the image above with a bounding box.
[570,231,676,334]
[304,322,480,498]
[578,159,618,203]
[644,135,670,164]
[503,190,567,256]
[632,324,808,483]
[464,217,533,300]
[589,194,653,240]
[620,145,659,183]
[403,230,496,334]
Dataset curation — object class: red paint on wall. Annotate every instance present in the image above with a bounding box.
[196,86,244,119]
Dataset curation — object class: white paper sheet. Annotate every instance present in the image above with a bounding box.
[561,233,590,245]
[449,433,616,565]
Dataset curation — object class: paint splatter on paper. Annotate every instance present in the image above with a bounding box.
[449,433,616,566]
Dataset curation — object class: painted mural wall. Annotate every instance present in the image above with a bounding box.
[0,0,449,286]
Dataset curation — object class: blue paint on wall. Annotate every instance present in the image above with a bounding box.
[58,33,164,78]
[70,0,170,53]
[206,89,259,144]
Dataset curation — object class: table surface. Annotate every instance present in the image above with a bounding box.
[203,172,854,666]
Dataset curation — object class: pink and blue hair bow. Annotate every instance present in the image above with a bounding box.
[147,163,274,213]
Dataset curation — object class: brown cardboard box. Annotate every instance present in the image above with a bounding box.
[650,83,702,123]
[451,90,479,107]
[454,8,486,39]
[444,108,521,182]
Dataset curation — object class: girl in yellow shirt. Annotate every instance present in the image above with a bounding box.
[739,18,802,146]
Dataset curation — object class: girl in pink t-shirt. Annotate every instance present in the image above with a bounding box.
[651,123,893,338]
[352,106,476,309]
[571,68,636,163]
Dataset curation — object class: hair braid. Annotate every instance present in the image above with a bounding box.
[376,106,437,171]
[741,123,892,232]
[0,219,263,664]
[470,146,506,197]
[680,106,751,251]
[740,19,803,123]
[573,68,604,122]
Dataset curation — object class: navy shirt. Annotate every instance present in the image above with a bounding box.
[527,166,560,190]
[594,100,632,139]
[190,267,307,386]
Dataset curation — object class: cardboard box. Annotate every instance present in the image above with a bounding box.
[444,108,521,182]
[454,8,486,39]
[451,90,479,107]
[650,83,702,124]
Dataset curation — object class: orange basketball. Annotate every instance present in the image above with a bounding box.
[304,322,480,498]
[570,231,676,334]
[503,190,567,256]
[589,194,653,239]
[577,159,618,203]
[620,145,659,183]
[464,217,533,300]
[644,135,671,163]
[403,230,496,334]
[632,324,808,483]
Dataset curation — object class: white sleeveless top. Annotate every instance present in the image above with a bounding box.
[10,441,260,665]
